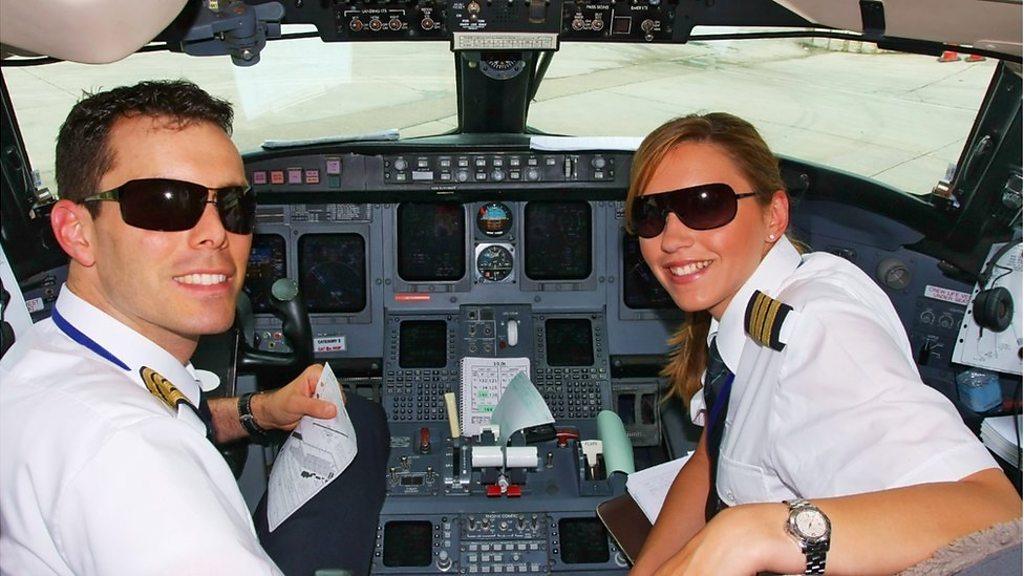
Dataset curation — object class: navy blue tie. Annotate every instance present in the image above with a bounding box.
[703,338,734,521]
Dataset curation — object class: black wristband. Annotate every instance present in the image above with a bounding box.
[238,392,271,445]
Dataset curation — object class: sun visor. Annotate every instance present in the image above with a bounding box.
[0,0,187,63]
[774,0,1021,58]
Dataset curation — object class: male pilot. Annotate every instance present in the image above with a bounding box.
[0,80,388,575]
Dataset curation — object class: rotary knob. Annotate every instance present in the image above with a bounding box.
[436,549,452,572]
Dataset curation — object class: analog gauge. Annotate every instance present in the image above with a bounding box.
[476,244,514,282]
[876,257,912,291]
[476,202,513,237]
[479,53,526,80]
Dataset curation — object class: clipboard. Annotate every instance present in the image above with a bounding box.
[596,493,652,565]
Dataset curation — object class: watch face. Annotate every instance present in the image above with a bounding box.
[795,509,829,539]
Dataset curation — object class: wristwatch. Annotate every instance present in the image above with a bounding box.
[784,498,831,575]
[238,392,271,445]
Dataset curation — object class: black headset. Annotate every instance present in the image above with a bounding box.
[972,242,1019,333]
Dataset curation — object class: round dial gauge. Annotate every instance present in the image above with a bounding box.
[476,202,513,237]
[476,244,514,282]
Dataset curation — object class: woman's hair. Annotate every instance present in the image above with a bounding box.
[626,112,787,406]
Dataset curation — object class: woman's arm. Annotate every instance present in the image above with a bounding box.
[653,467,1021,576]
[629,430,713,576]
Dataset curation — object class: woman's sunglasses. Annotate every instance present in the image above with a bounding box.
[82,178,256,234]
[630,183,757,238]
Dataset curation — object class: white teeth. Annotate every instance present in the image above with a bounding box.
[175,273,227,286]
[669,261,711,276]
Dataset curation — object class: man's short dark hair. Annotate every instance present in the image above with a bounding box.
[55,80,234,213]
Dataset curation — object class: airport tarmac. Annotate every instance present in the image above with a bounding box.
[4,34,997,197]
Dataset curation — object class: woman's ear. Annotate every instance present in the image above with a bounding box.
[765,190,790,241]
[51,199,98,267]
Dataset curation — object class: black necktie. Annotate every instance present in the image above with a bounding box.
[197,395,216,442]
[703,338,734,521]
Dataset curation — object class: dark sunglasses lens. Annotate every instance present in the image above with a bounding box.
[632,197,667,238]
[118,179,206,231]
[217,187,256,234]
[682,184,737,230]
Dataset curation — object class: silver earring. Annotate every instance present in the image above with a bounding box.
[768,234,776,241]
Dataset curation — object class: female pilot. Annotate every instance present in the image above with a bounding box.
[626,113,1020,576]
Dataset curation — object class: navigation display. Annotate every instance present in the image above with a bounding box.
[399,320,448,368]
[524,201,592,281]
[298,234,367,314]
[382,521,433,566]
[545,318,594,367]
[398,203,465,282]
[558,518,610,564]
[244,234,287,313]
[622,235,676,309]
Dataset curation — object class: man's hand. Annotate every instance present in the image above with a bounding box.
[252,364,340,432]
[206,364,342,444]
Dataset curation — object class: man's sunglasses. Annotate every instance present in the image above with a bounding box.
[630,183,758,238]
[82,178,256,234]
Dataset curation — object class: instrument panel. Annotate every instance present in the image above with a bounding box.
[226,145,992,575]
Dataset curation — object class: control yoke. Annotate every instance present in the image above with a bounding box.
[237,278,314,375]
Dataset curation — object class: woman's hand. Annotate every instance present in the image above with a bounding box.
[653,503,802,576]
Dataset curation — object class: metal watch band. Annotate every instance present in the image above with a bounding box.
[806,548,826,575]
[238,392,271,445]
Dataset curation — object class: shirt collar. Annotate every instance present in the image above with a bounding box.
[708,236,802,372]
[54,286,203,407]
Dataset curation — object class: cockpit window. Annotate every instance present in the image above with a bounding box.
[5,26,997,199]
[531,29,998,196]
[4,29,458,196]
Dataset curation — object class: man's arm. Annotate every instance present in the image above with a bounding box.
[629,431,712,576]
[650,467,1021,576]
[207,364,338,444]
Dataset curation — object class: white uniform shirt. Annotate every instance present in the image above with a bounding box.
[690,237,997,506]
[0,287,282,576]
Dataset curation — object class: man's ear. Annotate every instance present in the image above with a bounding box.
[51,199,98,267]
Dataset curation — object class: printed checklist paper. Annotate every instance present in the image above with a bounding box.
[267,363,357,532]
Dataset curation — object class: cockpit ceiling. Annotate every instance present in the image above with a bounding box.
[775,0,1022,58]
[0,0,1020,63]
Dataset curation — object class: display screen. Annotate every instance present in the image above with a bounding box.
[298,234,367,314]
[622,235,676,310]
[524,201,592,281]
[397,203,465,281]
[558,518,610,564]
[382,521,433,567]
[244,234,287,313]
[399,320,448,368]
[545,319,594,367]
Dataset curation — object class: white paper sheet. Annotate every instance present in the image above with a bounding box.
[490,372,555,446]
[952,242,1023,375]
[529,135,644,152]
[459,356,531,437]
[267,363,358,532]
[625,452,694,524]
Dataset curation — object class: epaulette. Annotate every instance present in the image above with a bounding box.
[744,290,794,351]
[140,366,195,412]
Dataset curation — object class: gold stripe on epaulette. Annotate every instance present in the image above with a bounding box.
[749,291,770,341]
[762,298,782,345]
[140,366,193,412]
